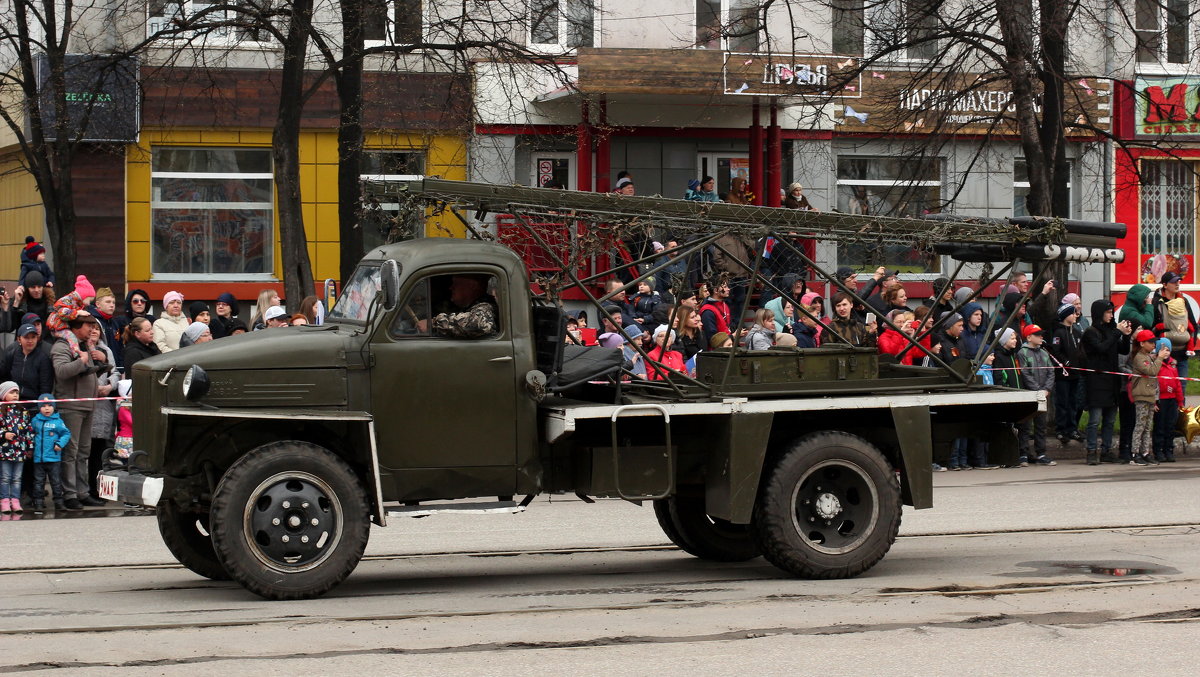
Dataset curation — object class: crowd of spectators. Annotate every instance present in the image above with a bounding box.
[0,236,321,515]
[574,184,1197,471]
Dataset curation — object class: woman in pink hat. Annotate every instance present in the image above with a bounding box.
[153,291,189,352]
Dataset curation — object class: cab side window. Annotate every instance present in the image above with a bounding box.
[390,273,502,340]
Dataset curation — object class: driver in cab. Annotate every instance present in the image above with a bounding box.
[431,275,498,339]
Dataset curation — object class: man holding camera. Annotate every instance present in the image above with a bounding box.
[51,315,111,509]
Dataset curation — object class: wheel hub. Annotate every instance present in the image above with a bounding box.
[244,472,342,573]
[813,492,842,519]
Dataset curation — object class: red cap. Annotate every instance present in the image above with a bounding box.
[1021,324,1044,338]
[1135,329,1156,343]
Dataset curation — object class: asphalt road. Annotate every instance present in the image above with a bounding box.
[0,458,1198,675]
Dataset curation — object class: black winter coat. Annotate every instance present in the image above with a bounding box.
[124,339,161,372]
[0,343,53,405]
[1049,322,1084,382]
[1080,301,1131,409]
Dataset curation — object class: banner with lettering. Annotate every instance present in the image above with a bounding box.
[1134,76,1200,139]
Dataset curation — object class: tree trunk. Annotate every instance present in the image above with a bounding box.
[337,0,367,284]
[273,0,316,310]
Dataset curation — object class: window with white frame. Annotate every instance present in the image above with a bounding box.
[833,0,938,60]
[364,0,423,45]
[836,156,942,272]
[1012,159,1073,218]
[695,0,760,51]
[147,1,272,43]
[360,151,426,250]
[530,0,595,51]
[1135,0,1190,64]
[1140,160,1195,257]
[151,148,274,278]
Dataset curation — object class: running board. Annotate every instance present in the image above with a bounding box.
[385,499,528,519]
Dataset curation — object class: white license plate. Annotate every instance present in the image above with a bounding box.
[98,474,120,501]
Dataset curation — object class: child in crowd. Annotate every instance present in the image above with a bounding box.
[1154,338,1184,463]
[115,381,133,456]
[30,394,70,511]
[1017,325,1057,466]
[44,275,97,349]
[968,353,1000,469]
[1129,329,1168,466]
[646,325,685,381]
[0,381,32,513]
[18,237,55,289]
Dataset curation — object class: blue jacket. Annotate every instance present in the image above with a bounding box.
[31,411,71,463]
[959,302,989,360]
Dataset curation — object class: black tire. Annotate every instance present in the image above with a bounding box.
[210,441,370,600]
[653,495,761,562]
[753,431,901,579]
[156,501,230,581]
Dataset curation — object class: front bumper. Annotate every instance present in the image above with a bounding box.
[97,468,165,507]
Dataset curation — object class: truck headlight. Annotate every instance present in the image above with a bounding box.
[182,365,210,401]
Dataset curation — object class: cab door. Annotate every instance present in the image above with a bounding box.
[370,266,517,500]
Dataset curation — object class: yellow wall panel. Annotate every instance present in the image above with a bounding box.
[315,203,339,242]
[201,130,241,145]
[127,242,151,280]
[314,164,339,203]
[315,135,340,165]
[315,242,340,279]
[298,133,318,164]
[238,130,273,145]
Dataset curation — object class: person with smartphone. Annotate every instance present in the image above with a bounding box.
[827,292,877,347]
[1080,300,1133,465]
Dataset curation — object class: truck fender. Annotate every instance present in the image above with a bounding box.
[705,411,774,524]
[889,404,933,509]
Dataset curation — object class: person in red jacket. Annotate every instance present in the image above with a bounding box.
[878,309,918,365]
[1153,337,1185,463]
[646,324,685,381]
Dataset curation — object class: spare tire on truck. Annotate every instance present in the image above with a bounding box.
[753,431,901,579]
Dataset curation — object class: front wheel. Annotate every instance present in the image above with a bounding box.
[753,431,901,579]
[156,501,229,581]
[210,441,370,600]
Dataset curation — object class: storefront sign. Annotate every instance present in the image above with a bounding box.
[35,54,139,142]
[722,53,860,97]
[1134,76,1200,138]
[833,72,1110,137]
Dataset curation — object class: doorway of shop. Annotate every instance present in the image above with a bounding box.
[697,153,750,201]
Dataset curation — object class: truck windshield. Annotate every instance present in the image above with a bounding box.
[327,264,381,324]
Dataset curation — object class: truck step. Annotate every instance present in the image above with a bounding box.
[384,500,527,518]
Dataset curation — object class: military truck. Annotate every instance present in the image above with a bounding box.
[98,180,1125,600]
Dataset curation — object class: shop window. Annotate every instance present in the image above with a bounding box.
[1013,159,1073,218]
[364,0,423,45]
[530,0,595,51]
[1135,0,1190,64]
[360,151,426,250]
[838,0,938,60]
[147,1,272,43]
[150,147,274,278]
[1140,160,1195,257]
[832,0,865,55]
[835,156,941,273]
[695,0,760,51]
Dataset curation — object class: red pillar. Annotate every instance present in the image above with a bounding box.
[766,102,782,207]
[596,97,611,193]
[749,99,763,206]
[577,99,592,192]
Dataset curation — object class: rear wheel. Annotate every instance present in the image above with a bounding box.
[654,495,760,562]
[156,501,229,581]
[754,431,901,579]
[210,441,370,600]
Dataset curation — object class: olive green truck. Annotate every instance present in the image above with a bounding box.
[98,181,1123,600]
